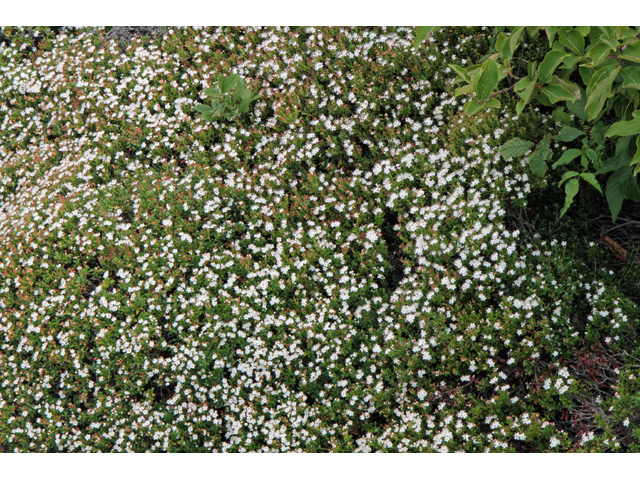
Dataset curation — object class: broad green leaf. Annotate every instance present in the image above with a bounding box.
[222,74,241,93]
[449,64,473,84]
[203,87,220,97]
[552,149,581,169]
[560,54,581,70]
[455,84,475,97]
[585,40,613,67]
[514,77,536,106]
[566,87,589,121]
[607,167,635,222]
[586,66,620,120]
[619,42,640,63]
[541,83,578,104]
[509,27,525,59]
[463,99,486,116]
[544,27,558,48]
[528,60,537,79]
[500,137,534,158]
[549,76,581,101]
[414,26,438,48]
[575,26,591,37]
[526,26,540,37]
[559,178,580,218]
[555,126,585,142]
[620,67,640,90]
[475,58,499,102]
[538,49,569,83]
[559,28,585,55]
[605,119,640,137]
[528,138,552,177]
[579,65,595,85]
[495,33,512,61]
[580,173,602,193]
[559,170,580,184]
[631,136,640,168]
[485,97,501,110]
[193,104,214,114]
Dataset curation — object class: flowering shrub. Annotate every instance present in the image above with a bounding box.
[0,26,638,452]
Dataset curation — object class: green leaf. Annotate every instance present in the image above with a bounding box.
[552,148,582,168]
[541,82,578,104]
[555,126,585,142]
[495,33,512,61]
[605,119,640,137]
[538,49,569,83]
[559,170,580,185]
[619,42,640,64]
[463,99,486,116]
[631,136,640,167]
[475,58,499,102]
[449,64,472,84]
[586,66,620,120]
[607,167,636,222]
[559,178,580,218]
[514,77,536,102]
[528,138,552,177]
[414,26,437,49]
[203,87,220,97]
[566,87,589,121]
[585,40,613,67]
[455,84,475,97]
[580,173,602,193]
[544,27,558,48]
[500,137,534,159]
[559,28,585,55]
[193,104,214,114]
[509,27,525,58]
[222,74,241,93]
[620,67,640,90]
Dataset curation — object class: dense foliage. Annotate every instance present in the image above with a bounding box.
[415,27,640,222]
[0,26,639,452]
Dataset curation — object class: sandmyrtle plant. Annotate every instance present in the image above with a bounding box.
[0,26,638,453]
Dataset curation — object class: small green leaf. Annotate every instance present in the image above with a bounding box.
[620,67,640,90]
[463,99,486,116]
[495,33,512,61]
[580,173,602,193]
[541,83,578,104]
[559,178,580,218]
[619,42,640,64]
[555,126,585,142]
[528,138,552,177]
[631,136,640,167]
[193,104,214,114]
[544,27,558,48]
[559,28,585,55]
[552,148,582,168]
[538,49,569,83]
[475,58,499,102]
[500,137,534,158]
[414,26,438,49]
[605,119,640,137]
[449,64,473,84]
[586,66,620,120]
[559,170,580,185]
[585,40,613,67]
[607,167,634,222]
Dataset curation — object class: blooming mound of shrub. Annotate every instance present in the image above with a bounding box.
[0,26,639,452]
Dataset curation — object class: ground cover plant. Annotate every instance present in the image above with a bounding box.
[0,26,639,452]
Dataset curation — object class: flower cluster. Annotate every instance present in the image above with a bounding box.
[0,26,638,452]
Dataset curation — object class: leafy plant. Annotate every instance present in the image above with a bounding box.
[415,26,640,222]
[194,73,261,122]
